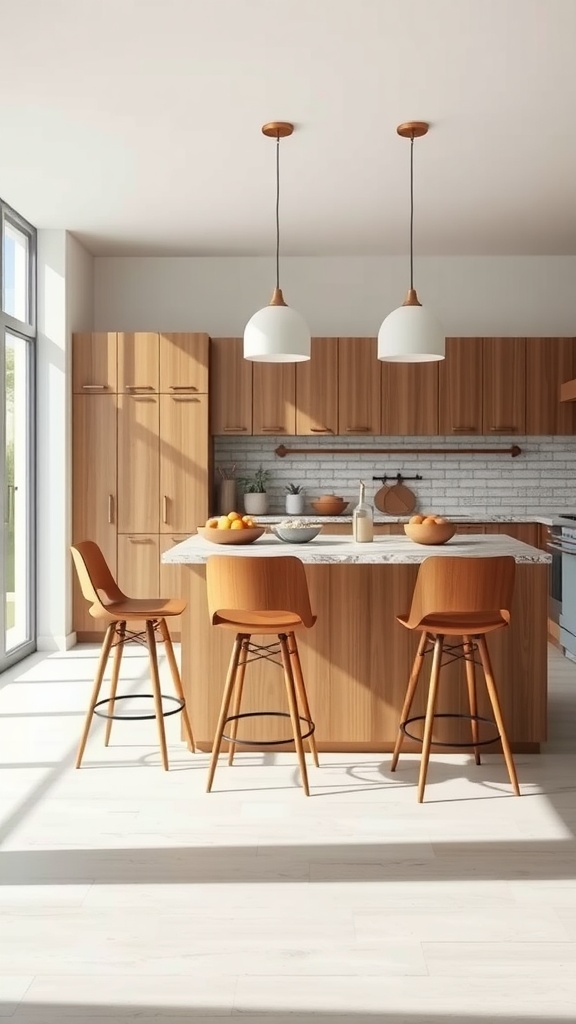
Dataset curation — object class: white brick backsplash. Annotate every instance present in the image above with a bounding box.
[214,434,576,516]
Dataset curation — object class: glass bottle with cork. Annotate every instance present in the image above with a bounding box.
[353,480,374,543]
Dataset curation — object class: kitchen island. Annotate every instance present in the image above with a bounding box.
[163,533,550,753]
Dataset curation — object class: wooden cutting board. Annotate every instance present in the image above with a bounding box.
[382,482,417,515]
[373,483,392,513]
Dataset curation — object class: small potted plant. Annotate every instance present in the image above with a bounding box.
[285,483,305,515]
[238,465,271,515]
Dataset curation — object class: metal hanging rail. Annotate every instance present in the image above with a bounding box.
[274,444,522,459]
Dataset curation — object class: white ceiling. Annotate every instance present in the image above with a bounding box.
[1,0,576,256]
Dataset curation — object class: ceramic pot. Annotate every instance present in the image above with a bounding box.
[285,493,305,515]
[243,492,268,515]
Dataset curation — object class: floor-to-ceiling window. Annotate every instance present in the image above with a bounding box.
[0,200,36,670]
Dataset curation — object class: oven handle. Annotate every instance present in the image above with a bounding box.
[548,542,576,556]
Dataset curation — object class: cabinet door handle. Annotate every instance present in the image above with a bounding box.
[108,494,114,524]
[451,426,476,432]
[171,395,200,402]
[262,426,285,432]
[346,426,371,433]
[82,384,108,390]
[224,426,248,432]
[162,496,169,524]
[127,536,151,543]
[125,384,154,391]
[170,385,198,391]
[310,427,333,433]
[489,425,517,432]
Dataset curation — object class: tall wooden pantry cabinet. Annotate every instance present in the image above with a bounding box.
[72,331,210,639]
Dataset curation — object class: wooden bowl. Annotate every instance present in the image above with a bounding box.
[197,526,265,545]
[404,522,456,545]
[310,499,349,516]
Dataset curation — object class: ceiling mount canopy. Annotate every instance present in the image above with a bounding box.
[243,121,311,363]
[378,121,445,363]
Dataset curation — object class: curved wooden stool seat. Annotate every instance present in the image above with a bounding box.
[391,555,520,802]
[71,541,195,770]
[205,554,319,796]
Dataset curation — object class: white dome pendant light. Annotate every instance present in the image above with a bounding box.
[378,122,445,363]
[244,122,310,363]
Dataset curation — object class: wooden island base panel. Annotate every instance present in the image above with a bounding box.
[167,534,549,754]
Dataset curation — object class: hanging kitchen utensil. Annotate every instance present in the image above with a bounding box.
[382,475,417,515]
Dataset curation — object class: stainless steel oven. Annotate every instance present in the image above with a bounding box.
[547,523,563,629]
[549,519,576,657]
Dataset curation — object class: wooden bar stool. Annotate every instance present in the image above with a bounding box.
[71,541,195,770]
[391,555,520,802]
[205,554,319,795]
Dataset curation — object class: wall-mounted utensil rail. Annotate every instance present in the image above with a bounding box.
[275,444,522,458]
[372,474,423,484]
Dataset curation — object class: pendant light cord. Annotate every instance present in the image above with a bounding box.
[409,132,414,291]
[275,132,281,291]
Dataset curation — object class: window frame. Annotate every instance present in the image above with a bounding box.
[0,197,37,669]
[1,200,36,337]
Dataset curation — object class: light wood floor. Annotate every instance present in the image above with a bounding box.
[0,642,576,1021]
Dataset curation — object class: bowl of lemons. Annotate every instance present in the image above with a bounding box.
[197,512,265,545]
[404,514,456,545]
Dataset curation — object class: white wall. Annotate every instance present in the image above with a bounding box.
[95,255,576,336]
[36,231,93,650]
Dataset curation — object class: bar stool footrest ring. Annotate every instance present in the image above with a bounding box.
[401,712,500,748]
[93,694,185,721]
[222,710,315,746]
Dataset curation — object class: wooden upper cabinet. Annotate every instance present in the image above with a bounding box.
[118,332,159,393]
[381,362,439,435]
[338,338,381,435]
[483,337,526,434]
[439,338,483,435]
[210,338,253,435]
[117,394,160,533]
[160,393,209,532]
[252,362,296,435]
[296,337,338,435]
[526,337,576,435]
[72,333,117,393]
[159,332,209,394]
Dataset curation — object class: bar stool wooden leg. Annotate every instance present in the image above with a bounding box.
[146,619,169,772]
[279,634,310,796]
[159,618,196,753]
[391,631,428,771]
[288,633,319,768]
[76,622,115,769]
[228,637,249,766]
[417,635,444,803]
[477,636,520,796]
[207,635,244,792]
[463,636,481,766]
[105,621,125,747]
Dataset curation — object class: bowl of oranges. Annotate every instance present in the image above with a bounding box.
[404,514,456,545]
[197,512,265,545]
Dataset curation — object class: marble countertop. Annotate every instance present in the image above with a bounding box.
[254,512,557,525]
[162,533,551,565]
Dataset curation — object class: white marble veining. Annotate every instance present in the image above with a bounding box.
[256,512,557,525]
[162,532,550,565]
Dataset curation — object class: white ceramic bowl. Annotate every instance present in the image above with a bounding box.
[271,525,322,544]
